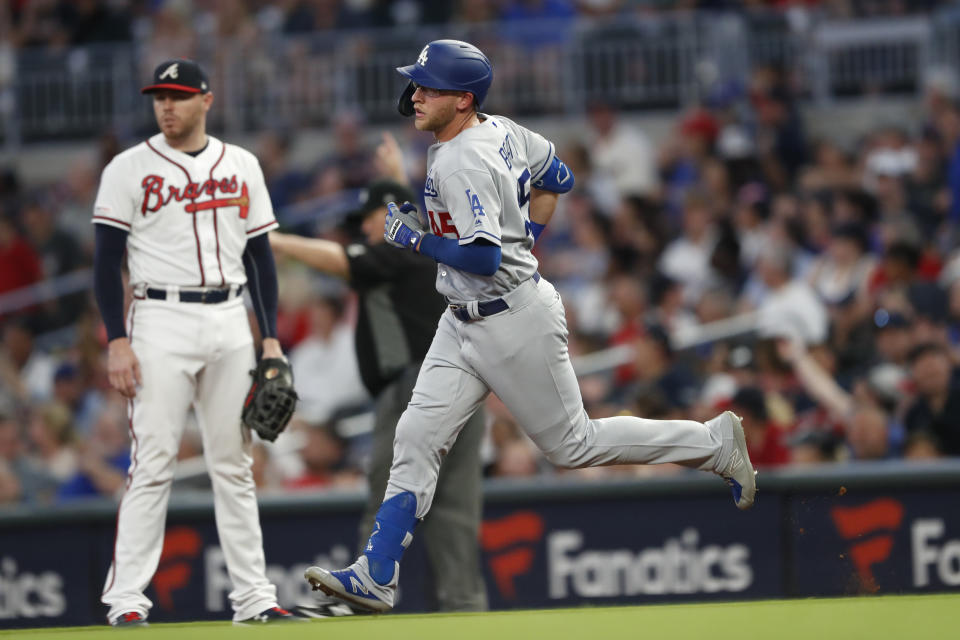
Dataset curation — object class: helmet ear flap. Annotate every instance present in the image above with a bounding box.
[397,81,416,117]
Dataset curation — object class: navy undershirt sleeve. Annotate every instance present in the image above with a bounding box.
[93,224,129,341]
[418,235,501,276]
[242,233,279,339]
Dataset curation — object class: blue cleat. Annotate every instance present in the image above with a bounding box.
[304,556,396,613]
[710,411,757,510]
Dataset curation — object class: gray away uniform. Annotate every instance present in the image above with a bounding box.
[384,114,733,518]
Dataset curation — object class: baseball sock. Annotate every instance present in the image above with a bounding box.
[363,491,418,585]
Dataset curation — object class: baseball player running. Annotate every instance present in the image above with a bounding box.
[271,169,487,613]
[92,59,299,626]
[304,40,757,613]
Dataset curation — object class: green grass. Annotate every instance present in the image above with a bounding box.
[4,594,957,640]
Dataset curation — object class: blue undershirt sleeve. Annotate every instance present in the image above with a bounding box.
[418,235,502,276]
[242,233,279,339]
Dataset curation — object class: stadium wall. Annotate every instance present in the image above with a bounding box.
[1,460,959,628]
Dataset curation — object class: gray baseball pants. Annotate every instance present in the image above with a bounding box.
[384,275,732,519]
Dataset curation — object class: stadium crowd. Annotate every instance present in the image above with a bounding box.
[1,0,951,52]
[3,4,960,507]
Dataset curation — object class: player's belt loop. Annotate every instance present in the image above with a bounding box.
[466,300,482,321]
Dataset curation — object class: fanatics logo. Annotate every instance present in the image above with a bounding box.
[151,526,203,610]
[831,497,904,592]
[481,511,545,599]
[159,63,179,80]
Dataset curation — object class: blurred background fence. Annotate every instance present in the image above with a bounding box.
[6,8,960,152]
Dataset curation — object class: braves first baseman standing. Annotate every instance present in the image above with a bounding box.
[305,40,757,612]
[92,59,299,627]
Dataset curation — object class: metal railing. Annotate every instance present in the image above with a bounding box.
[4,10,960,154]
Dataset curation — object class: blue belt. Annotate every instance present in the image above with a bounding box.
[449,273,539,322]
[146,285,243,304]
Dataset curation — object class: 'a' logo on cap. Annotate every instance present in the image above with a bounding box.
[159,63,179,80]
[417,46,429,67]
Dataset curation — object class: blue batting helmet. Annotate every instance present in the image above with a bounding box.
[396,40,493,116]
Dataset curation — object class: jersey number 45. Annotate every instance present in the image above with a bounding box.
[428,210,459,238]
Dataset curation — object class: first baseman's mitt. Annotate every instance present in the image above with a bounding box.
[242,357,298,442]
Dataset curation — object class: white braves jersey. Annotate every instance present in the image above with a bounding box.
[423,114,555,302]
[92,133,278,288]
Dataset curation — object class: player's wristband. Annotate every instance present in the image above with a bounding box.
[530,221,546,242]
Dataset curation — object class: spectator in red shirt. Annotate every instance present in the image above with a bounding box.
[0,211,44,301]
[729,386,791,467]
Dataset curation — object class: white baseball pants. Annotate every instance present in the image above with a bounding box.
[102,297,277,622]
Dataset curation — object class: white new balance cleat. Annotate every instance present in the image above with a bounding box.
[710,410,757,510]
[304,555,396,613]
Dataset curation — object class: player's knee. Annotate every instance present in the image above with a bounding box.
[541,430,600,469]
[393,411,446,471]
[206,458,254,484]
[393,413,421,447]
[129,462,176,487]
[541,443,583,469]
[393,406,436,447]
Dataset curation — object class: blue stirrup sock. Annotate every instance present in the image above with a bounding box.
[363,491,418,585]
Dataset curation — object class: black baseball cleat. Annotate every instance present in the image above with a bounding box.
[111,611,148,627]
[234,606,307,626]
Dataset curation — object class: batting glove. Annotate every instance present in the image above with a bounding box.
[394,201,427,231]
[384,202,424,250]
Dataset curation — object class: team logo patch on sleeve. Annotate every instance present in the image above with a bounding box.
[466,189,485,222]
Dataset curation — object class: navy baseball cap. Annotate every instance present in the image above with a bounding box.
[142,59,209,95]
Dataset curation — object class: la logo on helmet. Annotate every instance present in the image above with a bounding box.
[417,46,429,67]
